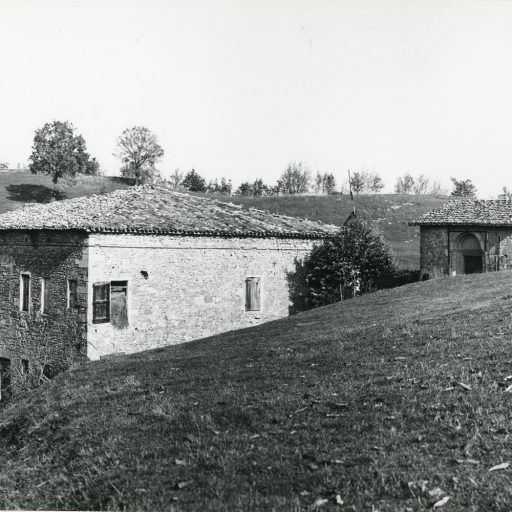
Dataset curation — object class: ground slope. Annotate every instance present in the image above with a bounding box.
[1,273,512,510]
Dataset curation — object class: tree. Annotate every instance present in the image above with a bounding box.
[114,126,164,185]
[412,174,430,194]
[350,170,384,193]
[0,162,8,169]
[279,162,312,194]
[288,217,397,311]
[181,169,207,192]
[235,182,252,196]
[168,169,184,189]
[206,177,232,195]
[394,173,415,194]
[498,186,512,200]
[368,173,384,192]
[450,177,477,197]
[29,121,99,184]
[349,172,366,193]
[323,173,337,194]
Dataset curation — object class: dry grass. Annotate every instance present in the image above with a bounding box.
[1,273,512,510]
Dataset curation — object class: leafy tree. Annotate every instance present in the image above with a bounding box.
[29,121,99,184]
[235,182,252,196]
[350,170,384,193]
[450,177,477,197]
[412,174,429,194]
[114,126,164,185]
[181,169,207,192]
[394,173,415,194]
[0,162,8,169]
[279,162,312,194]
[167,169,184,189]
[314,172,338,194]
[349,172,366,193]
[288,217,397,312]
[498,186,512,200]
[368,173,384,192]
[323,173,337,194]
[206,177,232,195]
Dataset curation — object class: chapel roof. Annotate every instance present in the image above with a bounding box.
[0,186,338,238]
[410,200,512,227]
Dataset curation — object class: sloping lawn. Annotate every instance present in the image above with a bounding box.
[1,273,512,510]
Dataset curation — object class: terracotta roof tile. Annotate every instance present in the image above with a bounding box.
[410,200,512,226]
[0,186,338,238]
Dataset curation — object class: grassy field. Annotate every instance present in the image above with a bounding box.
[1,273,512,510]
[0,170,133,214]
[215,194,449,268]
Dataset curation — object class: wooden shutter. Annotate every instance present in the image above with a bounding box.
[93,283,110,323]
[245,277,261,311]
[21,274,30,312]
[68,279,78,309]
[111,281,128,329]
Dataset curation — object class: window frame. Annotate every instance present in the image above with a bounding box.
[67,279,78,309]
[92,282,111,324]
[40,277,49,314]
[245,276,262,312]
[20,273,31,312]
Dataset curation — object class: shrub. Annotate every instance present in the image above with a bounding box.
[288,217,398,312]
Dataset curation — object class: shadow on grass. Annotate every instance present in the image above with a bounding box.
[5,184,67,203]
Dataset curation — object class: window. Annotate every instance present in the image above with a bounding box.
[92,281,129,328]
[93,283,110,323]
[21,359,29,375]
[40,278,50,313]
[111,281,128,329]
[20,274,30,312]
[245,277,261,311]
[67,279,78,309]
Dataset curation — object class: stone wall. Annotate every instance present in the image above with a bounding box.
[0,230,88,388]
[421,226,512,277]
[420,227,449,278]
[87,234,316,359]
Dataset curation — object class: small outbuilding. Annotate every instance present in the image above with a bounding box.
[411,200,512,278]
[0,187,336,392]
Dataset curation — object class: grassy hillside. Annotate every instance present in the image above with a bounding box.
[217,194,449,269]
[0,170,133,214]
[2,273,512,510]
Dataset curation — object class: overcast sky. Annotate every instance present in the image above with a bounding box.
[1,0,512,196]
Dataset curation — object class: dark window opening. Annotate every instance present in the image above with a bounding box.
[21,274,30,312]
[21,359,29,375]
[68,279,78,309]
[93,283,110,323]
[111,281,128,329]
[245,277,261,311]
[0,358,11,402]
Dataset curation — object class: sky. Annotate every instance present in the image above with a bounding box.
[1,0,512,197]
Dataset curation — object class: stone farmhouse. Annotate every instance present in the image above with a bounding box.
[411,200,512,278]
[0,187,336,393]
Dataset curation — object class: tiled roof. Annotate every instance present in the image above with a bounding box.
[410,200,512,227]
[0,186,338,238]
